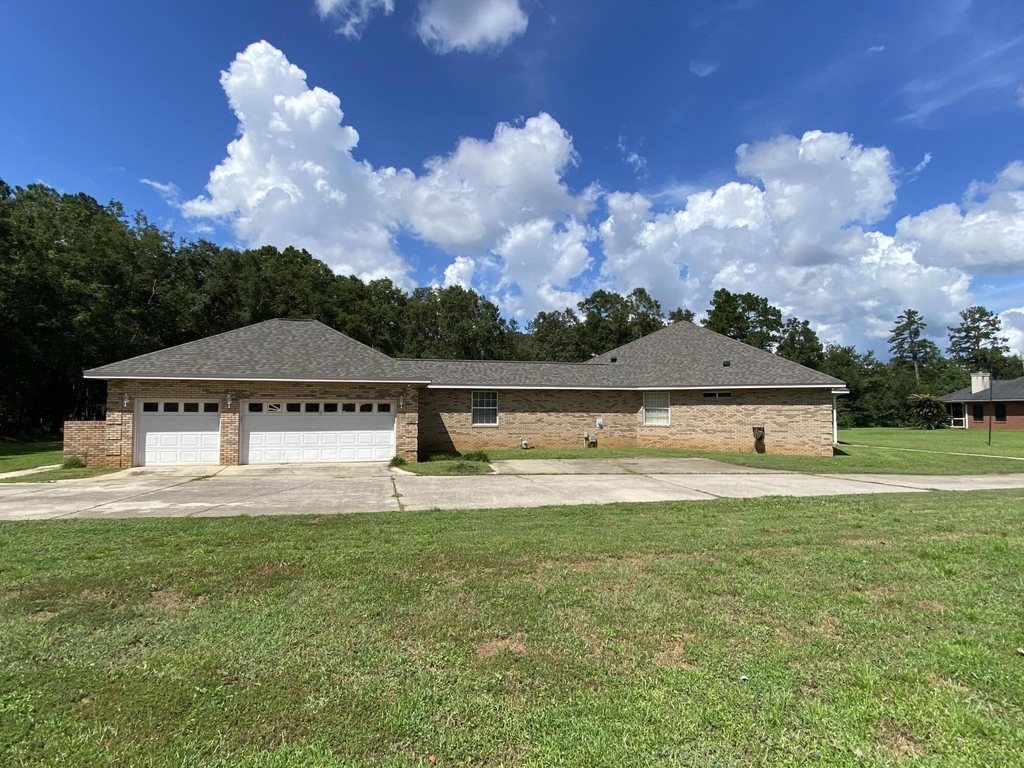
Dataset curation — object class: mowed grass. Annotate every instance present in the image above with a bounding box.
[0,441,62,473]
[844,428,1024,457]
[485,444,1024,475]
[401,459,492,476]
[2,492,1023,766]
[0,467,121,484]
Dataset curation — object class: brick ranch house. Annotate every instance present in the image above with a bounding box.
[64,319,848,467]
[943,372,1024,430]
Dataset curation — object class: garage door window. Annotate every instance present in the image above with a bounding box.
[472,391,499,425]
[305,403,320,413]
[183,402,199,413]
[342,403,356,412]
[163,402,179,413]
[324,403,338,413]
[248,403,263,413]
[143,402,159,412]
[359,403,373,413]
[286,403,301,413]
[377,403,391,412]
[204,403,220,413]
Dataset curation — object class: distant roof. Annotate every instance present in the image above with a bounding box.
[944,376,1024,402]
[86,318,846,390]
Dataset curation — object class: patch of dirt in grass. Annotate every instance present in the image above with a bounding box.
[579,632,604,660]
[476,634,529,659]
[31,609,57,621]
[655,634,696,669]
[813,613,842,637]
[875,723,923,758]
[846,538,890,547]
[917,600,947,612]
[145,589,205,612]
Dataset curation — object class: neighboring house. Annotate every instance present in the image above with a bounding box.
[65,319,847,467]
[944,371,1024,430]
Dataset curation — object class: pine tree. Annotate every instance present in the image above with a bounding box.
[888,309,927,384]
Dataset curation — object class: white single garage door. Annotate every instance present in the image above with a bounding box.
[137,400,221,466]
[243,400,396,464]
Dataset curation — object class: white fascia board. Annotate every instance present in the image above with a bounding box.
[426,383,843,391]
[84,375,431,384]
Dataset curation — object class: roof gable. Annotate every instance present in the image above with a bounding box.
[584,321,844,388]
[84,319,423,382]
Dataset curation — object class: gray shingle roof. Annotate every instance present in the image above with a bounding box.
[583,321,845,388]
[86,318,846,390]
[84,319,426,382]
[943,376,1024,402]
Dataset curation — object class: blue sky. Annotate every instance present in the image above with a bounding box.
[3,0,1024,352]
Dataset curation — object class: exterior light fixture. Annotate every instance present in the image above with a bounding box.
[122,393,130,408]
[399,395,405,408]
[226,393,233,407]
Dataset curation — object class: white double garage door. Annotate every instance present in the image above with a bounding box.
[136,399,395,466]
[243,400,396,464]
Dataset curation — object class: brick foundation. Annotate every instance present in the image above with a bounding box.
[418,387,835,457]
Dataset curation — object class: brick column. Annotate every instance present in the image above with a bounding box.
[219,395,241,465]
[396,385,420,461]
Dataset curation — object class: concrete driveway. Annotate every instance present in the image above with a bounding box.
[1,458,1023,521]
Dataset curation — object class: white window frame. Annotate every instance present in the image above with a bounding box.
[471,391,499,427]
[643,392,671,426]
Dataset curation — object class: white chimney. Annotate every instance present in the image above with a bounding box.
[971,371,991,394]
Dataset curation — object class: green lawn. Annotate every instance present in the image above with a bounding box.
[2,491,1023,766]
[401,459,493,476]
[843,427,1024,457]
[483,444,1024,475]
[0,441,62,473]
[0,467,121,484]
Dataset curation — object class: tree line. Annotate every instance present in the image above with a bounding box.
[1,180,1020,434]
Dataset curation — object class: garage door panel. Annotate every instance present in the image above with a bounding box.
[244,402,395,464]
[138,410,221,466]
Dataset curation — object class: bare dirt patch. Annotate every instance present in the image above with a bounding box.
[875,723,924,758]
[476,634,529,660]
[917,600,947,613]
[145,589,204,612]
[655,634,696,669]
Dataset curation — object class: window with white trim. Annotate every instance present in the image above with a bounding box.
[472,391,499,425]
[643,392,670,426]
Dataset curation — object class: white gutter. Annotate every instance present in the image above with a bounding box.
[84,375,432,384]
[426,383,845,391]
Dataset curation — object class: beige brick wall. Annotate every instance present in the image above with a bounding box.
[418,387,835,457]
[62,421,122,467]
[67,380,834,466]
[67,380,420,467]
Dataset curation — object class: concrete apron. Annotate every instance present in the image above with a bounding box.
[1,459,1023,520]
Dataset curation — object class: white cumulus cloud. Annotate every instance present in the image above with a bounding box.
[896,161,1024,272]
[416,0,528,54]
[597,130,973,344]
[179,42,1024,348]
